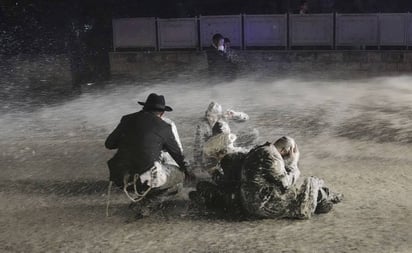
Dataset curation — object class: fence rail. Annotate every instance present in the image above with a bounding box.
[289,14,333,47]
[113,13,412,50]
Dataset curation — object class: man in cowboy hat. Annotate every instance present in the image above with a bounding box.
[105,93,194,217]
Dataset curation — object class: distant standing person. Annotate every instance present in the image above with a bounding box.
[206,33,237,82]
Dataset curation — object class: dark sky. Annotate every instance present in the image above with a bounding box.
[1,0,412,55]
[2,0,412,20]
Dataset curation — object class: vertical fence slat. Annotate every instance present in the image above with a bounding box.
[112,18,156,50]
[289,14,333,47]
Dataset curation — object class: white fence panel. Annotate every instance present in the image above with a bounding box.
[379,14,407,46]
[112,18,156,49]
[289,14,333,46]
[244,14,287,47]
[336,14,379,46]
[200,15,242,48]
[157,18,198,49]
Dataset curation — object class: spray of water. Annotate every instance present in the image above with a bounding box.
[1,74,412,181]
[1,75,411,143]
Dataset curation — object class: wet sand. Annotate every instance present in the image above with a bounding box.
[0,76,411,252]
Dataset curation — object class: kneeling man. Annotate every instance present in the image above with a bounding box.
[105,93,194,217]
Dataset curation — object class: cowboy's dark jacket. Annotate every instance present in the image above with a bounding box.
[105,110,187,186]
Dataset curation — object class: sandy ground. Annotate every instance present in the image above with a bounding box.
[0,76,411,252]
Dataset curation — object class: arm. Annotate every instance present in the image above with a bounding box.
[162,117,183,151]
[283,143,301,184]
[163,126,189,173]
[263,145,300,190]
[104,118,124,149]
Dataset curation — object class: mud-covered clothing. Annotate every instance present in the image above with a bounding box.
[193,117,257,173]
[139,161,184,190]
[202,131,249,175]
[105,110,188,187]
[203,133,248,158]
[193,152,247,212]
[193,118,214,171]
[217,152,247,196]
[240,142,328,219]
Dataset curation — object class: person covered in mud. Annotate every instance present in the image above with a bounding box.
[193,101,255,174]
[202,120,249,176]
[105,93,195,218]
[240,136,343,219]
[206,33,238,82]
[190,120,250,214]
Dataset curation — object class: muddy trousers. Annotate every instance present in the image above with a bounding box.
[244,176,336,219]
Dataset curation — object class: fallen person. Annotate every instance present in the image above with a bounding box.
[189,120,249,214]
[193,101,257,175]
[240,136,343,219]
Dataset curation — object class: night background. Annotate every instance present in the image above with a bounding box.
[2,0,412,55]
[1,1,412,252]
[1,0,412,84]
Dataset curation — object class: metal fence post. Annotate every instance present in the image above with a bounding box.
[155,17,159,51]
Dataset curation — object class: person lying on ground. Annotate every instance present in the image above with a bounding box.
[240,136,343,219]
[193,101,257,173]
[189,120,250,215]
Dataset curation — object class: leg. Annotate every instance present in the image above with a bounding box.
[134,162,184,218]
[288,177,325,219]
[315,185,344,214]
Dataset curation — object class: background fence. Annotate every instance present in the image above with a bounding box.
[157,18,198,49]
[113,13,412,50]
[243,14,287,48]
[289,14,333,47]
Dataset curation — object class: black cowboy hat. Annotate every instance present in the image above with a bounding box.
[138,93,173,112]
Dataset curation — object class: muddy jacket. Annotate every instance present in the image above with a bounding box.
[240,142,304,218]
[240,142,333,219]
[105,110,187,187]
[193,118,214,171]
